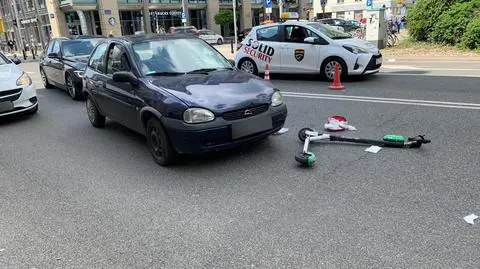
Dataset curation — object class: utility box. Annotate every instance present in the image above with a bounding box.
[363,8,386,49]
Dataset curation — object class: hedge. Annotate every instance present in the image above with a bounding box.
[460,17,480,49]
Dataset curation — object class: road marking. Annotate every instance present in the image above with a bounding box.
[282,92,480,110]
[378,72,480,78]
[382,65,480,71]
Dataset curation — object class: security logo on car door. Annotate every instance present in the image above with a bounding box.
[294,49,304,62]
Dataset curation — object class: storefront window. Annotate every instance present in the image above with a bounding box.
[120,11,143,36]
[150,10,183,33]
[189,9,207,30]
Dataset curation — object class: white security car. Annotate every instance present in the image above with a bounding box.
[198,29,225,45]
[0,52,38,117]
[234,21,382,81]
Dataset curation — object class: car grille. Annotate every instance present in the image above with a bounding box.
[222,104,270,121]
[365,54,382,71]
[0,88,22,102]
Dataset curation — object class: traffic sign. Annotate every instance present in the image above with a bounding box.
[366,0,372,7]
[321,0,327,7]
[181,12,186,23]
[264,0,272,9]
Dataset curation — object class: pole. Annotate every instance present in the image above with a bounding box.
[33,0,46,52]
[233,0,237,52]
[11,0,24,52]
[279,0,283,18]
[181,0,186,26]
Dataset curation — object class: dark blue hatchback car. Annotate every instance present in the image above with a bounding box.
[83,34,287,166]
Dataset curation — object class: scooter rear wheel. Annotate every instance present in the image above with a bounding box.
[295,152,316,167]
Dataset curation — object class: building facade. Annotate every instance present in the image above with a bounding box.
[312,0,414,20]
[0,0,51,52]
[42,0,313,39]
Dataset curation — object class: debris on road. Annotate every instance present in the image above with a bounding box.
[464,213,478,225]
[365,146,382,153]
[273,127,289,135]
[324,116,357,131]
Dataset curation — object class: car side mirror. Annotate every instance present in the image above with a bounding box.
[11,57,21,65]
[112,71,139,85]
[48,52,59,58]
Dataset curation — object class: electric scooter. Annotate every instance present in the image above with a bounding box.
[295,128,431,167]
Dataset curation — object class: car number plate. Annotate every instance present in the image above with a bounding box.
[0,101,14,113]
[376,57,382,65]
[231,114,273,140]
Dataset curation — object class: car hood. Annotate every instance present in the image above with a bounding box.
[148,70,275,114]
[0,63,24,91]
[334,38,380,54]
[63,55,90,70]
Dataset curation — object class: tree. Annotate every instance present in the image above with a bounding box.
[214,10,235,26]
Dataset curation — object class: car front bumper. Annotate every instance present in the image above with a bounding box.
[161,103,288,154]
[0,83,38,117]
[349,53,382,75]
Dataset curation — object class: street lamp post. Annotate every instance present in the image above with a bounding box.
[233,0,237,52]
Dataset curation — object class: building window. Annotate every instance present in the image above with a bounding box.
[150,10,183,33]
[337,0,344,3]
[120,11,143,36]
[189,9,207,29]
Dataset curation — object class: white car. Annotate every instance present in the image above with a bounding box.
[234,21,382,81]
[0,52,38,117]
[198,29,225,45]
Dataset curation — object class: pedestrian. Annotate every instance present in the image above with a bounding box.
[7,39,14,53]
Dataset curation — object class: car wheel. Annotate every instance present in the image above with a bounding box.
[217,38,223,45]
[146,117,177,166]
[238,58,258,76]
[86,95,105,128]
[321,57,348,82]
[40,68,53,89]
[66,73,84,101]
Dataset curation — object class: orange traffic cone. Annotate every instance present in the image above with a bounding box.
[264,64,270,80]
[328,63,345,90]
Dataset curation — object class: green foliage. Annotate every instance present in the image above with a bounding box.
[460,17,480,49]
[214,10,234,25]
[430,0,480,45]
[407,0,454,42]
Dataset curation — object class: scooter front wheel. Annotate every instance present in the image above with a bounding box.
[298,128,314,142]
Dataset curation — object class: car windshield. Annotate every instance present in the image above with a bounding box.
[132,38,232,76]
[62,39,102,57]
[0,53,11,65]
[307,23,352,39]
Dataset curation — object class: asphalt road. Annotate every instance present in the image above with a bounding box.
[1,62,479,268]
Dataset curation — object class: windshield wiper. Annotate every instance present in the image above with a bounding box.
[186,67,233,74]
[145,71,186,76]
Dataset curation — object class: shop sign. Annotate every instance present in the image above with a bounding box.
[150,11,183,17]
[21,18,37,24]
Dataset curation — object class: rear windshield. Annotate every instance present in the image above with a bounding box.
[62,39,104,57]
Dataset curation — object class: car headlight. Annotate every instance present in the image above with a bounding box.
[74,70,84,78]
[271,91,284,107]
[343,45,369,54]
[183,108,215,123]
[16,72,32,86]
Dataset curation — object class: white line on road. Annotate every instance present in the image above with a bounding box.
[381,65,480,71]
[282,91,480,110]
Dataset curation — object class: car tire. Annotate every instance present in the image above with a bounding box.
[321,57,348,82]
[238,58,259,76]
[146,117,177,166]
[217,38,223,45]
[66,73,85,101]
[86,95,106,128]
[40,68,53,89]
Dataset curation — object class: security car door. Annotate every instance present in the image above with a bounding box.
[280,25,321,73]
[243,25,282,72]
[103,43,143,131]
